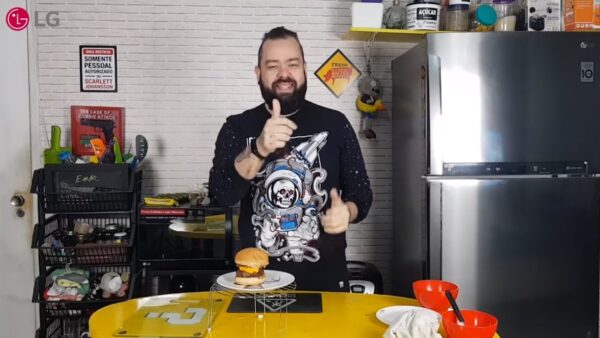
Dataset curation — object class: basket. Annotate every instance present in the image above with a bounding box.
[33,266,137,318]
[33,164,137,212]
[34,214,134,265]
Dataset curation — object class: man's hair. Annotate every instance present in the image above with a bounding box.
[257,26,305,66]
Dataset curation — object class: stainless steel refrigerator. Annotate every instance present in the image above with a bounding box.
[391,32,600,338]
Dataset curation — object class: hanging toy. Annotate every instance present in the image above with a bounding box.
[356,75,385,139]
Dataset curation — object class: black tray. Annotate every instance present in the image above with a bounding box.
[227,293,322,313]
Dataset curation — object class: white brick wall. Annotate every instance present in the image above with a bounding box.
[30,0,415,292]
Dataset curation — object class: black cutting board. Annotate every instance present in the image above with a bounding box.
[227,293,322,313]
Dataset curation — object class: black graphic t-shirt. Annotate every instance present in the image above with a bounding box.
[209,101,372,291]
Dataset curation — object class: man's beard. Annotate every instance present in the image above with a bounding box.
[259,76,307,115]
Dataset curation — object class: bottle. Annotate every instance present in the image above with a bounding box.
[439,0,449,30]
[383,0,408,29]
[493,0,517,31]
[446,4,470,30]
[514,0,527,30]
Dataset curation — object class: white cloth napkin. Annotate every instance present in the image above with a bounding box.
[383,309,442,338]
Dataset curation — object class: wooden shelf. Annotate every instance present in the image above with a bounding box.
[342,27,443,43]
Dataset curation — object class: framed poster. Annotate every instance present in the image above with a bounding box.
[80,45,117,92]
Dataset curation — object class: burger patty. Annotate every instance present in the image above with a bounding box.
[235,268,265,278]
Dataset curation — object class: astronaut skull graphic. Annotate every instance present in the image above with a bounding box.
[269,180,298,209]
[251,132,329,263]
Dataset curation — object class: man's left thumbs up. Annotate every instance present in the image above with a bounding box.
[319,188,351,234]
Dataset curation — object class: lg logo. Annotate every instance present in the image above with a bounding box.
[581,62,595,83]
[5,7,60,31]
[5,7,29,31]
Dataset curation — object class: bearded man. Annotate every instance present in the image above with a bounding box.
[209,27,372,292]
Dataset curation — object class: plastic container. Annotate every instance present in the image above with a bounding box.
[493,0,517,30]
[352,2,384,28]
[449,0,471,5]
[469,3,497,31]
[446,4,470,30]
[407,1,442,30]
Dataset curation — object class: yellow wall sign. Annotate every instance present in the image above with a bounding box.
[314,49,361,98]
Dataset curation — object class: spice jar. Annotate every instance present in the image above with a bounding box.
[493,0,516,31]
[446,4,470,31]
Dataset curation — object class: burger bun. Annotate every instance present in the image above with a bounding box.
[235,247,269,268]
[235,274,267,286]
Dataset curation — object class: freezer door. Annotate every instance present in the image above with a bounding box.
[429,177,599,338]
[426,32,600,175]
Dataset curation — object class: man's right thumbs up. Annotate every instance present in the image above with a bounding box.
[256,98,298,157]
[271,98,281,119]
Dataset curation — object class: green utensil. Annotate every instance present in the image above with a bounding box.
[43,125,71,164]
[113,137,123,164]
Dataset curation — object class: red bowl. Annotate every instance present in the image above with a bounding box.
[412,280,459,313]
[442,309,498,338]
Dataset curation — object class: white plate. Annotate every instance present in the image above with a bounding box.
[376,306,441,326]
[216,270,295,292]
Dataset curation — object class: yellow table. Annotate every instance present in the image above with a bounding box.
[89,291,500,338]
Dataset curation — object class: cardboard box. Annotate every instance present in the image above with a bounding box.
[528,0,562,30]
[563,0,600,30]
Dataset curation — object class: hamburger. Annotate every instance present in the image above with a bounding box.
[234,247,269,286]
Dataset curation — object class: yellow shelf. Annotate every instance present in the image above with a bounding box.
[342,27,441,43]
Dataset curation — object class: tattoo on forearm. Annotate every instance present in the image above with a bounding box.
[235,147,252,163]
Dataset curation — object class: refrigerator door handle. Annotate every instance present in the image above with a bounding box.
[428,54,443,175]
[428,54,442,116]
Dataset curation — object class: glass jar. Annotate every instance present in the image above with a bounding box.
[493,0,516,31]
[469,3,497,31]
[446,4,469,31]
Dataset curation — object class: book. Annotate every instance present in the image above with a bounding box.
[71,105,125,156]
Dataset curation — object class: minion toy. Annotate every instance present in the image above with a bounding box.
[356,75,385,139]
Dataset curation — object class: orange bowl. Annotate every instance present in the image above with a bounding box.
[412,280,459,313]
[442,309,498,338]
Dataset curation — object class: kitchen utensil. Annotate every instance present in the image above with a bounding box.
[131,134,148,169]
[445,290,465,325]
[113,137,123,164]
[442,309,498,338]
[44,125,71,164]
[413,279,459,313]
